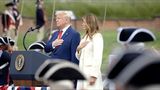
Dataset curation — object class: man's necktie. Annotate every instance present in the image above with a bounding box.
[58,30,63,39]
[56,30,63,48]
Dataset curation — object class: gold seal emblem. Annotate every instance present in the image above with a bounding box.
[15,54,25,71]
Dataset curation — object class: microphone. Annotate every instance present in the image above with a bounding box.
[28,25,41,32]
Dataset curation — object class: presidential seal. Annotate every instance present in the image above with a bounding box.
[15,54,25,71]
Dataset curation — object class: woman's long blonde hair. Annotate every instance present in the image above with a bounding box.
[82,13,99,39]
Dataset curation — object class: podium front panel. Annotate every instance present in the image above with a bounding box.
[10,51,51,80]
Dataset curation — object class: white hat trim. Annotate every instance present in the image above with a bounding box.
[40,41,46,45]
[9,39,15,43]
[35,60,66,81]
[117,28,156,44]
[28,42,44,50]
[117,27,137,44]
[0,37,7,45]
[35,60,54,81]
[43,61,85,81]
[0,62,9,70]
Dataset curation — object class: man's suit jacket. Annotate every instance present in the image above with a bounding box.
[45,26,80,64]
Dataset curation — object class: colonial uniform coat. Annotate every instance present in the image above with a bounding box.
[76,33,103,90]
[0,50,11,85]
[1,9,16,36]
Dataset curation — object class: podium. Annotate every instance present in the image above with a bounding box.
[10,51,51,86]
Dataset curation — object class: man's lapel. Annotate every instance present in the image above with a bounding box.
[52,31,59,40]
[62,27,71,39]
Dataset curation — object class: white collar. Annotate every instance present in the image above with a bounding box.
[61,24,71,35]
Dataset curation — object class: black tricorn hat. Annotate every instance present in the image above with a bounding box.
[9,39,15,46]
[107,48,145,80]
[117,27,156,44]
[28,41,46,50]
[0,37,10,46]
[5,2,15,7]
[127,60,160,87]
[0,37,6,45]
[35,59,86,82]
[0,36,15,46]
[107,48,160,87]
[35,60,61,81]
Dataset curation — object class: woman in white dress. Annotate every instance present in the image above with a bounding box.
[76,14,103,90]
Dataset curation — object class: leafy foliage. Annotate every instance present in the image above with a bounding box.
[0,0,160,19]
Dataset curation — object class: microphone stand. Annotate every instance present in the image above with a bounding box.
[23,27,33,51]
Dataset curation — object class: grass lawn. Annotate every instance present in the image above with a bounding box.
[17,31,37,50]
[1,0,159,74]
[17,29,160,73]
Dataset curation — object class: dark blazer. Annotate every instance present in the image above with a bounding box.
[45,26,80,64]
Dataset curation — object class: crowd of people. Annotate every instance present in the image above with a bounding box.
[1,0,160,90]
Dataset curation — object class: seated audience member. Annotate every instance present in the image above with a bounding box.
[35,59,86,90]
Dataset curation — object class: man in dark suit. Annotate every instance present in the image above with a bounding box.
[44,11,80,65]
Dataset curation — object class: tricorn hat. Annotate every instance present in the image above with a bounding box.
[117,27,156,44]
[126,59,160,87]
[9,39,15,46]
[0,37,10,46]
[0,37,6,45]
[107,48,160,87]
[5,2,15,7]
[107,47,146,80]
[28,41,46,50]
[0,36,15,46]
[35,59,86,82]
